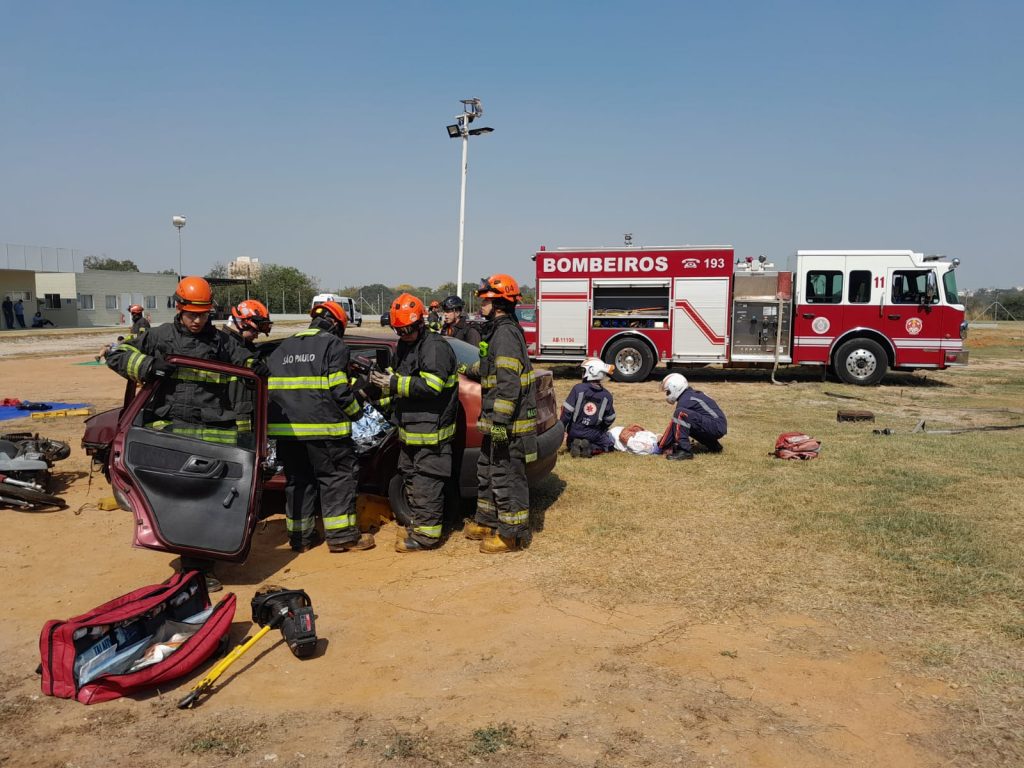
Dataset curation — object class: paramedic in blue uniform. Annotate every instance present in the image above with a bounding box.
[657,373,727,460]
[560,357,616,457]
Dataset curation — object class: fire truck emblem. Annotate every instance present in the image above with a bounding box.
[583,402,598,416]
[682,258,699,269]
[905,318,923,336]
[811,317,831,334]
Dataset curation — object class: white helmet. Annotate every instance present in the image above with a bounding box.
[581,357,614,382]
[661,373,689,403]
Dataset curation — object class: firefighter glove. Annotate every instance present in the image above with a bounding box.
[490,423,508,443]
[251,359,270,378]
[149,359,176,381]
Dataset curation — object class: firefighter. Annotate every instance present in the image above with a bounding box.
[427,300,443,332]
[223,299,273,436]
[368,293,459,552]
[223,299,273,353]
[464,273,537,554]
[658,373,727,460]
[106,276,260,592]
[560,357,617,458]
[128,304,151,336]
[439,294,481,347]
[266,301,373,554]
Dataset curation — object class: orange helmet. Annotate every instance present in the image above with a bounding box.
[311,300,348,330]
[174,276,214,312]
[128,304,144,315]
[231,299,272,335]
[390,293,426,331]
[429,300,441,310]
[477,273,522,304]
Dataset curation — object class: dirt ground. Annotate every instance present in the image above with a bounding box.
[0,343,963,767]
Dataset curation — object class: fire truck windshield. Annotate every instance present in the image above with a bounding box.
[943,269,960,304]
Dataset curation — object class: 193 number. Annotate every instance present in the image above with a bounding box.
[704,258,726,269]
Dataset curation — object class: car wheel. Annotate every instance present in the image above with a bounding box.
[606,337,655,383]
[834,338,888,386]
[387,474,412,528]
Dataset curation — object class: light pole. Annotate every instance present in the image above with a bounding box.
[172,215,187,277]
[446,98,493,299]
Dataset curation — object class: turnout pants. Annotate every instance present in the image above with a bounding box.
[397,443,452,546]
[475,435,530,540]
[278,438,359,546]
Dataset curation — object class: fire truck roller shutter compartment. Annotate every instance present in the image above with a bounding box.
[592,278,669,382]
[538,278,589,355]
[671,278,730,361]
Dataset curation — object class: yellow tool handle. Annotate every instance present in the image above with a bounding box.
[177,624,273,709]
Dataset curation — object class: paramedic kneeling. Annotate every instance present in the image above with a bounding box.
[657,373,727,460]
[560,357,616,458]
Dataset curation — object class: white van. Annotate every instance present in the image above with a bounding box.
[310,294,362,327]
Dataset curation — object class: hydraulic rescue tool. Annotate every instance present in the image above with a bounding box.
[177,586,317,709]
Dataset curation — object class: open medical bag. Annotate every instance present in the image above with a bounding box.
[39,570,236,704]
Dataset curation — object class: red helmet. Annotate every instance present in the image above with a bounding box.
[174,276,214,312]
[429,300,441,310]
[477,273,522,304]
[128,304,144,315]
[390,293,426,330]
[311,300,348,330]
[231,299,272,335]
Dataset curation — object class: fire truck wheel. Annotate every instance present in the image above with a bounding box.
[834,338,888,386]
[606,338,655,383]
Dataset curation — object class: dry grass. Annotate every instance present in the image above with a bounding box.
[528,327,1024,764]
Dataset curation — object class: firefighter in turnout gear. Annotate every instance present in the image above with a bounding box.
[464,273,537,554]
[369,293,459,552]
[266,301,374,553]
[128,304,151,336]
[560,358,616,457]
[106,276,261,592]
[657,373,727,460]
[224,299,273,353]
[427,300,443,333]
[223,299,273,435]
[439,294,481,347]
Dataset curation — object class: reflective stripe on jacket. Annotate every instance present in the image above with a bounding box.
[266,327,363,440]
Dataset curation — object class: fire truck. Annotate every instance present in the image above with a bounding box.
[529,245,968,385]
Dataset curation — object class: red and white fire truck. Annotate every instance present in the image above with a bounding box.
[528,245,968,385]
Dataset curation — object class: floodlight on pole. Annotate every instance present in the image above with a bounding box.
[172,215,187,277]
[446,98,493,299]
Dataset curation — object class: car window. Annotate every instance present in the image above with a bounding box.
[516,306,537,323]
[134,362,258,451]
[445,336,481,367]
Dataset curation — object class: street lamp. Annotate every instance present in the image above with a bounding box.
[172,215,187,277]
[446,98,494,299]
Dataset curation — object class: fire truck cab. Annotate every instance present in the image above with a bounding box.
[531,245,967,385]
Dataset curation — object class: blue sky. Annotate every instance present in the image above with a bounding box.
[1,1,1021,290]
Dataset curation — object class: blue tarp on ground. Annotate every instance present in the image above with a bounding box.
[0,403,90,422]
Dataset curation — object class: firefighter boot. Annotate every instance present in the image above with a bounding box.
[328,533,376,552]
[464,520,495,540]
[395,536,439,553]
[666,449,693,461]
[480,533,520,554]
